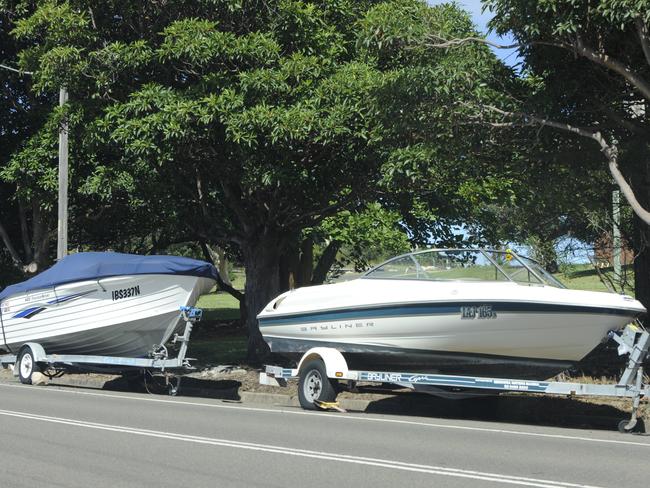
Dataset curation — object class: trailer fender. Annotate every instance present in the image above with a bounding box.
[297,348,349,379]
[20,343,47,362]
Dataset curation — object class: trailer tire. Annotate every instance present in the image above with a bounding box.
[298,359,337,410]
[17,346,39,385]
[617,418,645,434]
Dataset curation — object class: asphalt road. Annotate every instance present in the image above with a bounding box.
[0,383,648,488]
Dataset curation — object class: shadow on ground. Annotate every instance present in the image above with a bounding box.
[362,390,647,433]
[97,374,647,434]
[102,375,243,401]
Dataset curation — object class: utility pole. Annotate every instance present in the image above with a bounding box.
[57,87,69,260]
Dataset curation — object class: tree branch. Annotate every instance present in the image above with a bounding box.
[636,18,650,68]
[88,7,98,30]
[282,196,355,229]
[573,37,650,102]
[199,241,244,302]
[479,104,650,226]
[424,34,567,51]
[220,181,250,234]
[17,200,32,262]
[425,34,650,101]
[311,239,341,285]
[605,145,650,226]
[598,103,648,135]
[0,218,24,268]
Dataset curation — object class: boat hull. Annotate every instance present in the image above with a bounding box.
[259,252,647,381]
[264,337,574,380]
[1,274,214,357]
[259,300,642,379]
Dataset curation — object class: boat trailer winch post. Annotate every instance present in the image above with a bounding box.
[173,305,202,369]
[260,324,650,433]
[0,306,203,394]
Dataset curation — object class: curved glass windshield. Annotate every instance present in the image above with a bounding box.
[363,249,565,288]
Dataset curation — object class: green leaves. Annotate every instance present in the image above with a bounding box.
[320,202,411,270]
[13,0,93,46]
[32,45,88,92]
[159,19,280,72]
[1,0,522,268]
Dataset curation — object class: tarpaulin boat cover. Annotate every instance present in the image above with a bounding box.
[0,252,219,301]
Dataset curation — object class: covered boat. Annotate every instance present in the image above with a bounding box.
[258,249,646,380]
[0,252,217,358]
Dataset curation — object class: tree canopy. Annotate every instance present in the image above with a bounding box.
[1,0,526,358]
[481,0,650,304]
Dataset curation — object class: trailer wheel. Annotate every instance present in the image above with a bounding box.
[298,359,337,410]
[167,376,181,396]
[618,418,645,434]
[17,346,39,385]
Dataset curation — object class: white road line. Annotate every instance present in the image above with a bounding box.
[1,382,648,448]
[0,408,605,488]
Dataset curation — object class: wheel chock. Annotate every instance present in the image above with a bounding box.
[314,400,347,413]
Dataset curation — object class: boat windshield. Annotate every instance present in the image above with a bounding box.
[362,249,565,288]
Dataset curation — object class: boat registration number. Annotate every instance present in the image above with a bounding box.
[112,285,141,301]
[461,305,496,319]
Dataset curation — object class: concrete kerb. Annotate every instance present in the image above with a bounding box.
[0,368,373,411]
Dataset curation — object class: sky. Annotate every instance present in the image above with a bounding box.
[428,0,521,68]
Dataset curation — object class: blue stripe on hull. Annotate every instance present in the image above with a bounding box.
[10,290,96,320]
[259,301,639,326]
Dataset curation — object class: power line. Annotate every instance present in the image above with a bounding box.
[0,63,33,76]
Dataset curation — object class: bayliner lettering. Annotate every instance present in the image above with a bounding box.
[112,285,141,301]
[366,372,402,382]
[461,305,496,319]
[300,321,374,332]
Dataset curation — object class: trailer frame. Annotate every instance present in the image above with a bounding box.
[260,324,650,433]
[0,306,203,396]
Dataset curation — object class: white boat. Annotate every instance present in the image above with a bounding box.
[0,252,216,358]
[258,249,646,380]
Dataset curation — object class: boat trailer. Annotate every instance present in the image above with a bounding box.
[0,306,202,396]
[260,323,650,433]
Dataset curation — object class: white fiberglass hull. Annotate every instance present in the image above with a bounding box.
[0,274,214,357]
[258,279,646,379]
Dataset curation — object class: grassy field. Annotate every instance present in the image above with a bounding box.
[195,268,245,321]
[196,263,635,325]
[555,264,634,295]
[190,268,246,363]
[196,292,240,321]
[186,332,248,365]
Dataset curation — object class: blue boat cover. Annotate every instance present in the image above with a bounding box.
[0,252,218,301]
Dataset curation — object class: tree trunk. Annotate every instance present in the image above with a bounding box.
[633,216,650,313]
[278,252,292,291]
[281,246,300,289]
[297,236,313,287]
[311,239,341,285]
[0,202,51,274]
[199,241,243,302]
[242,239,281,362]
[213,246,231,286]
[630,150,650,315]
[531,238,559,273]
